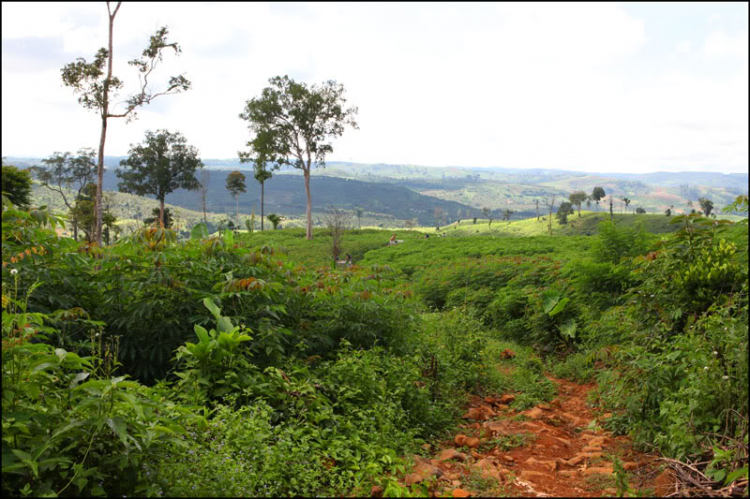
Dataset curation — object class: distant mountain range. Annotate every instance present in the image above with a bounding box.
[6,156,747,224]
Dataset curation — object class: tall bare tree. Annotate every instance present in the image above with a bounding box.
[544,195,556,235]
[199,168,211,224]
[61,2,190,244]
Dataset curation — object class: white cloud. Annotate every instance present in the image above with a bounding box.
[1,2,748,174]
[704,30,749,59]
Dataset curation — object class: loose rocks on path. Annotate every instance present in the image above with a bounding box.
[394,375,662,497]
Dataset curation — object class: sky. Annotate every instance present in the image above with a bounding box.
[2,2,748,174]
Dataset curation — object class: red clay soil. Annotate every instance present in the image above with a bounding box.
[393,375,667,497]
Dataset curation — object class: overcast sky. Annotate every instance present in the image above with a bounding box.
[2,2,748,173]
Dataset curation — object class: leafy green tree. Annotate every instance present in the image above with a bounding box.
[144,207,174,228]
[698,197,714,217]
[1,164,33,207]
[665,208,672,217]
[225,171,247,228]
[61,2,190,245]
[267,213,282,230]
[636,207,646,214]
[238,75,358,240]
[556,201,573,224]
[591,186,606,211]
[36,149,97,240]
[569,191,587,217]
[117,130,203,227]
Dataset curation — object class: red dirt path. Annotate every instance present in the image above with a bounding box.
[393,376,665,497]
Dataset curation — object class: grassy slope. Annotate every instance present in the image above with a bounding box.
[423,211,680,236]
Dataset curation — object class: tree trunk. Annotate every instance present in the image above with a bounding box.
[304,168,313,240]
[159,198,165,227]
[202,198,207,224]
[235,195,240,228]
[260,181,265,231]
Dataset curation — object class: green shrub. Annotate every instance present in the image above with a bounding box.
[550,352,596,382]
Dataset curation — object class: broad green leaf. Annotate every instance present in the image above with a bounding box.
[190,223,208,240]
[194,324,210,344]
[203,298,221,321]
[560,319,577,339]
[549,297,570,317]
[542,290,561,314]
[223,229,234,246]
[106,417,129,447]
[69,372,90,388]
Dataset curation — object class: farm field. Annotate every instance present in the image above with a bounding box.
[2,194,747,497]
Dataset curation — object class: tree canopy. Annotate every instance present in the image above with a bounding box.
[238,75,358,240]
[569,191,587,217]
[1,164,33,208]
[698,197,714,217]
[116,130,203,226]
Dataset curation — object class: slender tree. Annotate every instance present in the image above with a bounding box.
[238,155,274,231]
[239,75,358,240]
[117,130,203,227]
[622,197,631,214]
[356,207,363,229]
[609,196,614,220]
[569,191,587,218]
[544,195,556,234]
[61,3,190,244]
[225,171,247,228]
[199,168,211,224]
[591,186,605,212]
[535,199,540,221]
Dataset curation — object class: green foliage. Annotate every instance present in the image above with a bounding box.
[117,130,204,222]
[698,197,715,217]
[2,186,747,497]
[266,213,282,230]
[238,75,359,238]
[1,165,33,208]
[593,220,648,263]
[550,351,596,382]
[556,201,573,224]
[2,276,192,497]
[143,207,174,228]
[225,170,247,198]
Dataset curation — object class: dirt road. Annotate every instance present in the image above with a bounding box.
[393,376,666,497]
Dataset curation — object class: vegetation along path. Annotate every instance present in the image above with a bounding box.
[386,367,666,497]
